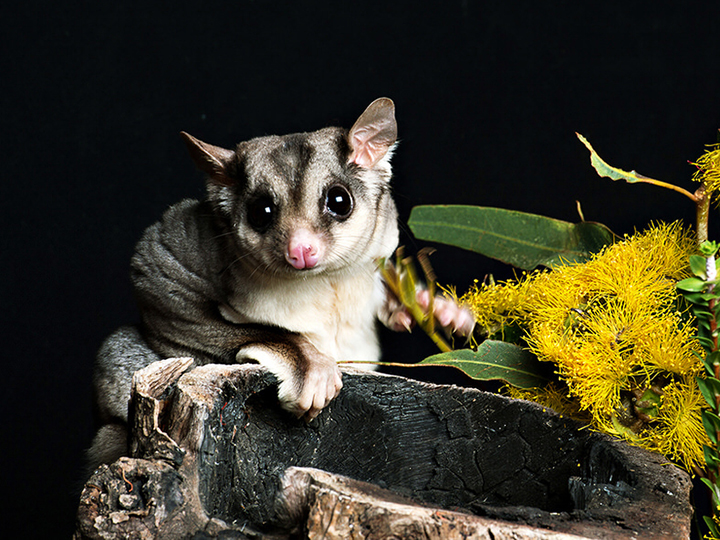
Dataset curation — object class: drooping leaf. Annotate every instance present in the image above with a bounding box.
[576,132,657,185]
[576,132,698,201]
[419,340,552,389]
[408,205,615,271]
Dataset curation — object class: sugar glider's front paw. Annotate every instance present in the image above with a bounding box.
[383,289,476,337]
[237,340,343,421]
[384,306,416,333]
[380,291,416,332]
[417,290,476,336]
[278,349,343,421]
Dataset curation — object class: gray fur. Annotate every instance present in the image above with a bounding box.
[94,325,161,423]
[88,326,160,473]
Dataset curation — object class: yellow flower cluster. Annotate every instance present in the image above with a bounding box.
[692,144,720,202]
[462,222,710,471]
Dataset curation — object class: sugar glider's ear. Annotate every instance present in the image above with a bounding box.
[348,98,397,169]
[180,131,236,186]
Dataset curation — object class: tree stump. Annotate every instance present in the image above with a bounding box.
[76,359,693,539]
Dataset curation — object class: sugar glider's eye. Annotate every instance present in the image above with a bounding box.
[325,185,353,219]
[246,194,276,232]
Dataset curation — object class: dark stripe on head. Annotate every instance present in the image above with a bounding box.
[334,128,352,164]
[328,130,368,202]
[270,134,315,208]
[223,146,250,191]
[270,134,314,186]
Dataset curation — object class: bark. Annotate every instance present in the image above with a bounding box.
[76,359,693,539]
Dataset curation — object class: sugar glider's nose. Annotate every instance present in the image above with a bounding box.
[286,228,323,270]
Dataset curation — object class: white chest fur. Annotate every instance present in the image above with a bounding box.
[220,265,385,363]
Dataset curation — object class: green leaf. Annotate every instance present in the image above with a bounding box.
[707,350,720,364]
[704,514,720,538]
[701,476,720,508]
[697,377,720,410]
[693,306,714,320]
[699,321,714,335]
[576,132,652,184]
[698,336,715,351]
[681,291,709,305]
[702,410,720,444]
[690,254,709,279]
[419,340,552,389]
[634,387,661,419]
[701,240,720,258]
[677,277,708,292]
[705,351,720,377]
[705,445,720,468]
[702,476,718,495]
[576,133,697,201]
[408,205,615,271]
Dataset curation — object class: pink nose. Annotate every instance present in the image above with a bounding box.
[286,229,322,270]
[286,243,319,269]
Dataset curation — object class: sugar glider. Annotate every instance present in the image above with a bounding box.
[89,98,474,469]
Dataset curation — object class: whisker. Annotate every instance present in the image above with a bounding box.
[211,230,237,241]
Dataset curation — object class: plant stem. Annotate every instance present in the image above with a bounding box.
[642,176,700,202]
[697,185,711,245]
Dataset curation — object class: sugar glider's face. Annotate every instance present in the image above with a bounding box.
[181,98,400,278]
[220,127,397,276]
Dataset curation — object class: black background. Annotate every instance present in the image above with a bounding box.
[2,1,719,537]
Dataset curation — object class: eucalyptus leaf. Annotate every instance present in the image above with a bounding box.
[576,133,652,184]
[576,133,696,201]
[419,340,551,389]
[408,205,615,271]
